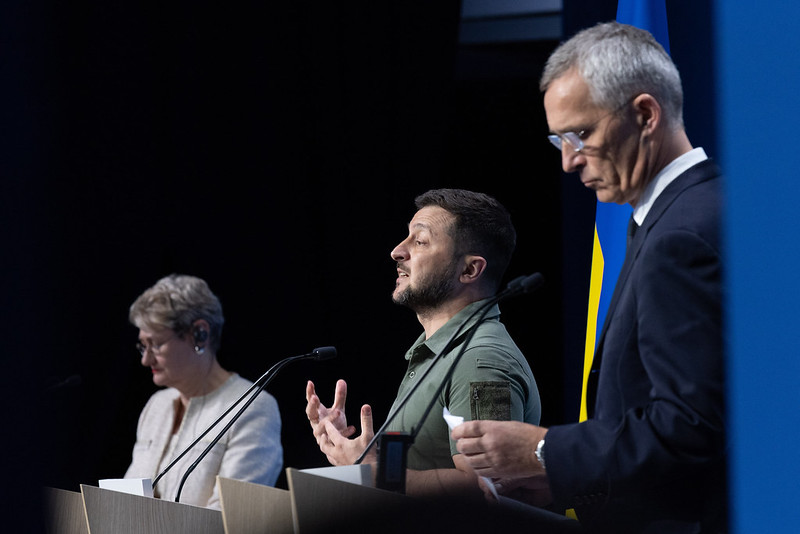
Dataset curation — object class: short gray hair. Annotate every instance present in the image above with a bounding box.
[540,21,684,129]
[129,274,224,352]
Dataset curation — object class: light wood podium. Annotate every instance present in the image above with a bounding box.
[43,487,88,534]
[44,480,292,534]
[46,468,582,533]
[216,476,293,534]
[287,467,409,534]
[286,467,583,533]
[214,466,379,534]
[80,484,224,534]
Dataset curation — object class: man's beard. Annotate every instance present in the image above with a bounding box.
[392,259,459,314]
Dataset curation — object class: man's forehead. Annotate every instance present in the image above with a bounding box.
[547,69,588,97]
[409,206,454,231]
[544,72,602,131]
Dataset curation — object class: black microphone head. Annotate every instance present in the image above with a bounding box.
[505,274,527,293]
[499,272,544,301]
[312,346,337,361]
[519,272,544,294]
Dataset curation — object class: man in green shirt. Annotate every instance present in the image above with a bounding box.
[305,188,541,496]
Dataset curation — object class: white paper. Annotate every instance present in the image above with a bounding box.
[442,406,464,430]
[443,408,572,521]
[98,478,154,498]
[442,407,499,499]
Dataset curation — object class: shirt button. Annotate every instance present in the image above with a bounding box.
[408,371,416,379]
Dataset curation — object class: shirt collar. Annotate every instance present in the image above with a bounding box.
[405,298,500,361]
[633,147,707,225]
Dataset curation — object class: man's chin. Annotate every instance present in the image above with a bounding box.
[392,289,425,312]
[391,290,409,307]
[595,189,623,204]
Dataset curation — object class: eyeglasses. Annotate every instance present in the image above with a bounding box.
[136,332,178,356]
[547,97,634,153]
[547,130,588,152]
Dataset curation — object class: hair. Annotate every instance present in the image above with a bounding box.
[129,274,225,352]
[414,188,516,292]
[540,21,684,129]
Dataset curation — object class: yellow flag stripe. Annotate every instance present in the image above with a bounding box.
[580,225,605,422]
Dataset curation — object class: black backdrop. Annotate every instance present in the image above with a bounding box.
[22,2,566,496]
[2,0,714,528]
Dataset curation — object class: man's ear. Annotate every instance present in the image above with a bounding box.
[460,255,487,284]
[633,93,662,135]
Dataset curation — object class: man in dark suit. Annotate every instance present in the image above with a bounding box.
[452,22,726,533]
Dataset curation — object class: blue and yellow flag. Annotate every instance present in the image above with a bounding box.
[578,0,670,422]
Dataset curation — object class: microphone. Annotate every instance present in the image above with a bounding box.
[506,272,545,295]
[310,346,337,361]
[151,346,336,501]
[355,273,544,471]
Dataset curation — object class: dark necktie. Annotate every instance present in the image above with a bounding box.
[627,215,639,250]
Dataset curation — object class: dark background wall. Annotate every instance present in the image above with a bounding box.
[22,1,564,495]
[2,0,714,527]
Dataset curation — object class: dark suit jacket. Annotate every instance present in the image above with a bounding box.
[546,160,727,533]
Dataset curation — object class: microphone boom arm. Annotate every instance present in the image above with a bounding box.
[173,357,298,502]
[149,347,336,502]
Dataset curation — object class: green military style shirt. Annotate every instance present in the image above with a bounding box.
[386,298,541,470]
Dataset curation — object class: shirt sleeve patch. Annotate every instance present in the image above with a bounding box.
[470,381,511,421]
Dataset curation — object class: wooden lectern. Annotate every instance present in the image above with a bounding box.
[46,468,582,533]
[285,467,583,533]
[216,476,293,534]
[286,467,409,533]
[80,484,224,534]
[43,487,88,534]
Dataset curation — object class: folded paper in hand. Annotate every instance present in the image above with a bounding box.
[442,407,499,499]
